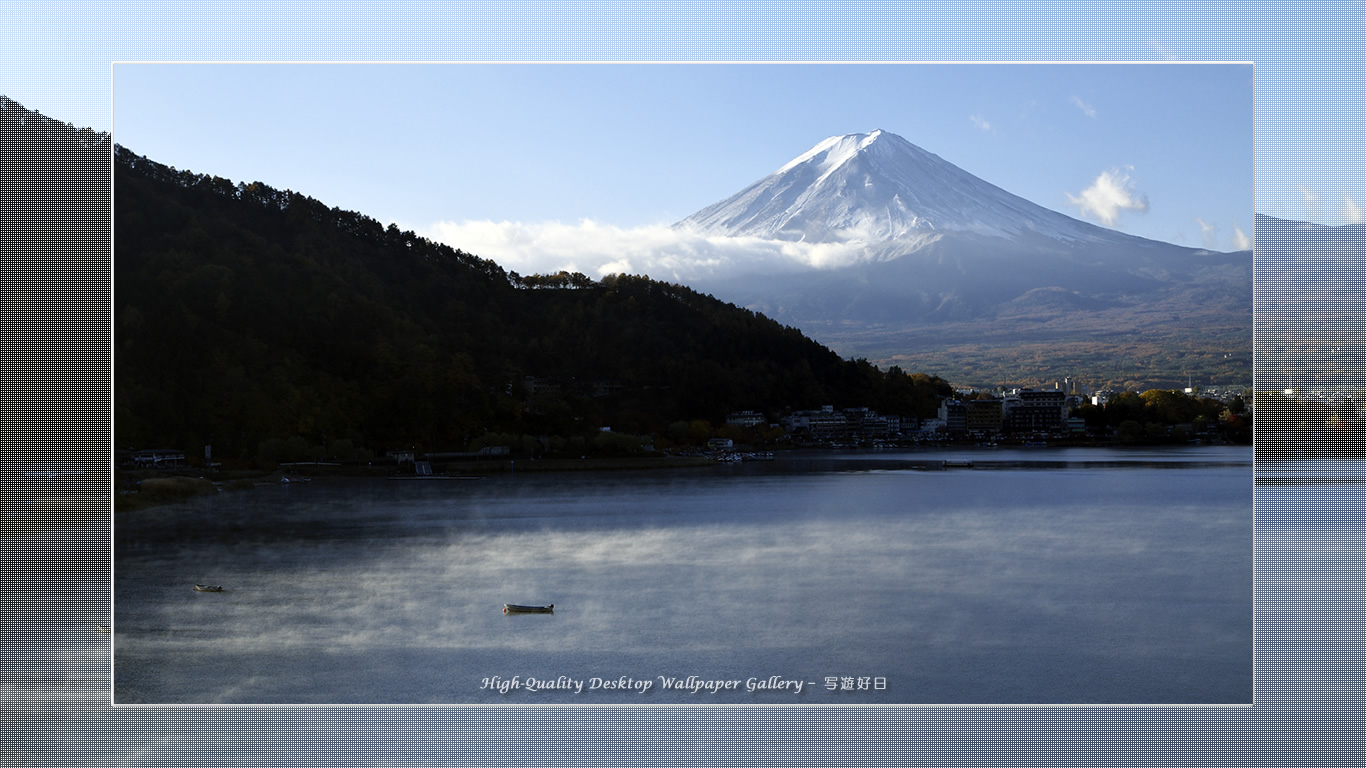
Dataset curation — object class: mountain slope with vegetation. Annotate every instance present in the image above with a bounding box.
[114,147,951,464]
[2,95,111,469]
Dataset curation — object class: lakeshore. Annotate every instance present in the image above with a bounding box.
[111,436,1251,514]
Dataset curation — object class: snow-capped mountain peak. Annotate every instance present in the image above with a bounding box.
[775,128,887,180]
[675,129,1117,249]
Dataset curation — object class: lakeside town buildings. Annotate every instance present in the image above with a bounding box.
[119,382,1252,471]
[775,388,1070,443]
[764,388,1070,442]
[768,385,1249,445]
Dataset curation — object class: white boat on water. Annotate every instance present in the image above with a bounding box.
[193,584,223,592]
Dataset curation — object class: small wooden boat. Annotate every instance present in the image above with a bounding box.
[193,584,224,592]
[503,603,554,614]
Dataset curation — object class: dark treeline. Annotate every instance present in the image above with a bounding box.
[1072,389,1251,445]
[114,147,951,465]
[1253,391,1366,457]
[2,96,111,465]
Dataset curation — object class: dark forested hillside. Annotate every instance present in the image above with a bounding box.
[114,147,950,463]
[2,96,111,470]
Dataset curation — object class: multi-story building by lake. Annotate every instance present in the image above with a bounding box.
[1003,389,1068,434]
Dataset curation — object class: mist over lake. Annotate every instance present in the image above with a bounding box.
[114,445,1252,705]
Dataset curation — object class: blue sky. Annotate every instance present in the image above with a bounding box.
[113,63,1255,277]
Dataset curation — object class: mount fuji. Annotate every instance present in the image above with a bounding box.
[674,130,1251,390]
[677,128,1121,249]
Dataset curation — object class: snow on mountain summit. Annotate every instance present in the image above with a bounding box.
[774,128,891,181]
[675,129,1117,249]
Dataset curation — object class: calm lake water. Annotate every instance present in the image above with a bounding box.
[113,445,1252,705]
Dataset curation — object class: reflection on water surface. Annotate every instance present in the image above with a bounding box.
[115,446,1252,704]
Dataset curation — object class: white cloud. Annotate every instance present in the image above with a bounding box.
[1343,193,1364,224]
[1298,184,1322,221]
[1145,37,1181,61]
[1070,95,1097,119]
[1195,217,1217,249]
[420,219,880,284]
[1065,167,1149,227]
[970,114,992,132]
[1231,226,1251,251]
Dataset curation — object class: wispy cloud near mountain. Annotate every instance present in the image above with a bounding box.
[1071,95,1098,119]
[420,219,878,282]
[1344,193,1364,224]
[1066,167,1149,226]
[426,130,1236,286]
